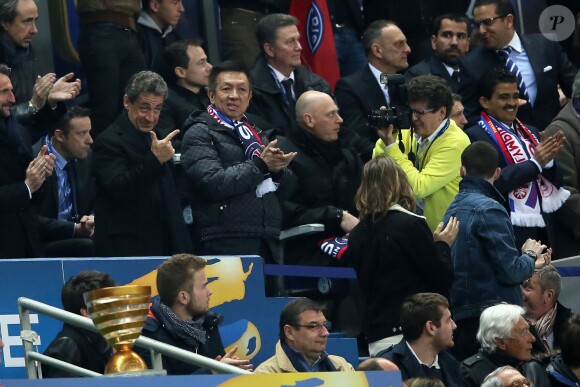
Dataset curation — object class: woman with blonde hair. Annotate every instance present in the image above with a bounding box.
[346,156,459,356]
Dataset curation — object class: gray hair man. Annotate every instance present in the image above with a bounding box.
[92,71,192,257]
[461,304,550,387]
[522,265,572,357]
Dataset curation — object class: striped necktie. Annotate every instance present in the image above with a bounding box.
[58,162,74,220]
[497,46,529,100]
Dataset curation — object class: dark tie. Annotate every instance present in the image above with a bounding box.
[421,364,443,381]
[61,161,78,221]
[281,78,295,113]
[497,46,529,100]
[452,69,460,84]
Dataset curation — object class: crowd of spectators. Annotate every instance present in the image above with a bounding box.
[1,0,580,384]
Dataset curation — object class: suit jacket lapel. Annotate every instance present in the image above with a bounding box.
[362,66,388,105]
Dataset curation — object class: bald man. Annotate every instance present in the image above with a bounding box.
[277,91,363,265]
[358,357,400,372]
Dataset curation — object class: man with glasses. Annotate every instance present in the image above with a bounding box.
[378,293,461,386]
[92,71,192,257]
[255,297,354,373]
[461,304,550,387]
[406,14,470,92]
[373,74,470,232]
[459,0,577,131]
[481,366,532,387]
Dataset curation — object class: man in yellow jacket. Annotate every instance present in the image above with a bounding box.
[373,75,470,231]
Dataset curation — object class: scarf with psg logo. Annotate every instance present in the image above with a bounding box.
[478,112,569,227]
[207,104,278,197]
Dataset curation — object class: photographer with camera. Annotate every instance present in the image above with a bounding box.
[372,74,470,232]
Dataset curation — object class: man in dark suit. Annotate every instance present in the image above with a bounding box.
[248,13,332,138]
[92,71,193,257]
[335,20,411,159]
[405,13,470,92]
[465,68,567,250]
[33,106,95,257]
[0,63,56,258]
[379,293,461,387]
[459,0,577,130]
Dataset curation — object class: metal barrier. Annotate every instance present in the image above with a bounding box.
[17,297,252,379]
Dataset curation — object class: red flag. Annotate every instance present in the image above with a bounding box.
[289,0,340,90]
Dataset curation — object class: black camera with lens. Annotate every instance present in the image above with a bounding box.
[367,106,411,129]
[366,74,411,130]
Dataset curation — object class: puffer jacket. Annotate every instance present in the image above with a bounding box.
[181,111,295,243]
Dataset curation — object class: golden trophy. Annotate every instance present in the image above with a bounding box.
[84,285,152,375]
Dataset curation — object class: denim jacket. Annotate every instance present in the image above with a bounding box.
[443,175,535,321]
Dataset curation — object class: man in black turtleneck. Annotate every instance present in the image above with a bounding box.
[277,91,363,266]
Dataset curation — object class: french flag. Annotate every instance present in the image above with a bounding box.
[289,0,340,90]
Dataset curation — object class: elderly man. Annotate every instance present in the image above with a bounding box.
[335,20,411,159]
[92,71,192,257]
[42,271,115,377]
[357,357,400,372]
[32,106,95,257]
[373,74,470,231]
[181,61,296,256]
[461,304,550,387]
[522,265,572,359]
[459,0,577,129]
[136,254,252,374]
[379,293,461,387]
[255,297,354,373]
[465,67,568,250]
[481,366,531,387]
[405,13,470,92]
[249,13,332,138]
[0,63,56,257]
[137,0,184,73]
[277,91,362,265]
[544,71,580,259]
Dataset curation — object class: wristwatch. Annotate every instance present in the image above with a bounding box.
[524,250,538,261]
[28,100,38,115]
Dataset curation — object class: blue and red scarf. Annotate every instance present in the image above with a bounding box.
[207,105,278,197]
[478,112,569,227]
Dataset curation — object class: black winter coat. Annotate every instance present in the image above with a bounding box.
[181,111,295,243]
[276,124,363,265]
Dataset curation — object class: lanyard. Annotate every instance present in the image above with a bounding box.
[415,118,450,171]
[269,67,290,101]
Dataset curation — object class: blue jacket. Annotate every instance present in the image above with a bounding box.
[379,339,461,387]
[443,176,535,321]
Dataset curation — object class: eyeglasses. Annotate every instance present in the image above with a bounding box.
[508,379,532,387]
[411,108,435,117]
[291,321,332,331]
[474,15,507,28]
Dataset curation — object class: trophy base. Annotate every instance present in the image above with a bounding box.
[103,369,167,377]
[105,349,148,374]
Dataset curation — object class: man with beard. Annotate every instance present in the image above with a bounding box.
[405,14,470,92]
[136,254,253,374]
